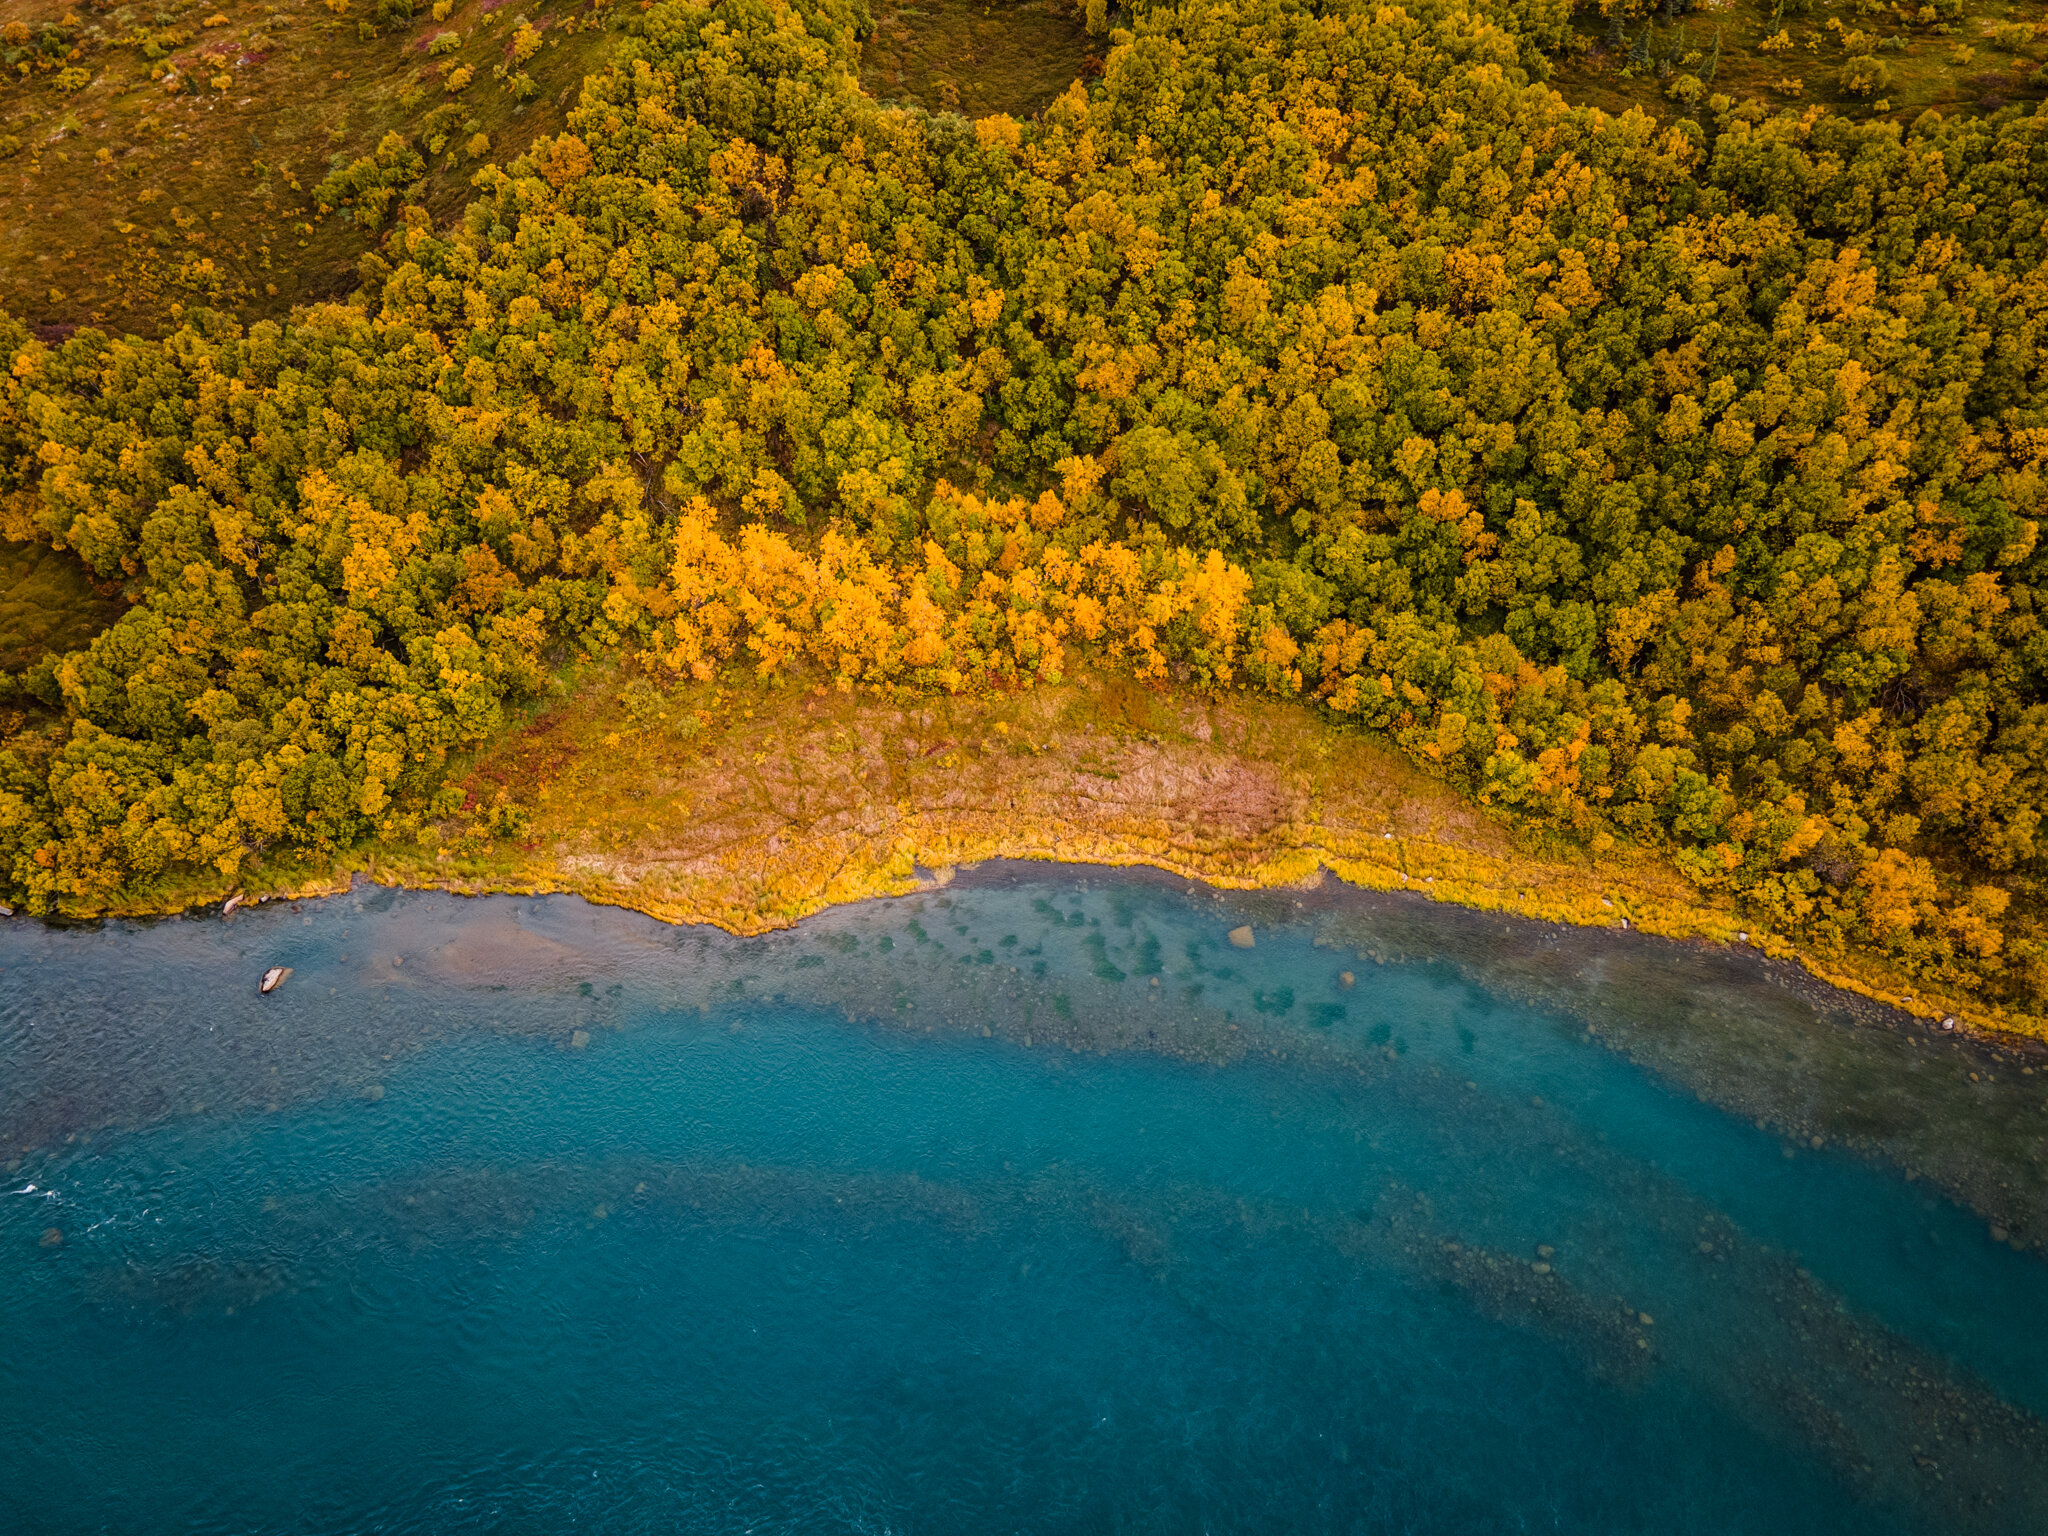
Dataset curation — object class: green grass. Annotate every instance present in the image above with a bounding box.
[0,537,125,674]
[1549,0,2047,127]
[860,0,1095,119]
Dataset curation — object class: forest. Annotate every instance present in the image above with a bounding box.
[1,0,2045,1018]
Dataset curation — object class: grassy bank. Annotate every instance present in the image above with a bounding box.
[143,664,2047,1042]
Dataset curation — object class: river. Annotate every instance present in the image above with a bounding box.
[4,865,2045,1532]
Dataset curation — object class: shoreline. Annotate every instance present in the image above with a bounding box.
[165,838,2027,1046]
[21,846,2045,1259]
[59,669,2040,1044]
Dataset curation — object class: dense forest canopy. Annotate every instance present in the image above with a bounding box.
[1,0,2045,1014]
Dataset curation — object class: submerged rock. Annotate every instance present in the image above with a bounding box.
[1228,925,1255,948]
[571,1029,591,1050]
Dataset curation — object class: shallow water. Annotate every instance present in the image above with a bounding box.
[4,866,2046,1533]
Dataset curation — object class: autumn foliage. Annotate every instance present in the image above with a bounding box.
[2,0,2046,1016]
[647,481,1254,691]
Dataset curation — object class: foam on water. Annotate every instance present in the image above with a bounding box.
[4,867,2045,1533]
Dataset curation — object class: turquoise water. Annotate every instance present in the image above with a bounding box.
[4,867,2046,1533]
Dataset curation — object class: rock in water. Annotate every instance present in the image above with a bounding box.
[259,966,292,995]
[1228,926,1255,949]
[222,893,243,916]
[1339,971,1355,987]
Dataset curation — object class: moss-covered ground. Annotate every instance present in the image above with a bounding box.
[0,0,627,339]
[0,536,125,673]
[858,0,1095,119]
[1549,0,2047,127]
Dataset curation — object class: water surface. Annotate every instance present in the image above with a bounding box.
[5,867,2046,1533]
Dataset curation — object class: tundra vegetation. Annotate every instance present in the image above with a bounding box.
[0,0,621,335]
[0,0,2045,1026]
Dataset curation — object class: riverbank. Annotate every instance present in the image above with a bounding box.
[125,665,2045,1043]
